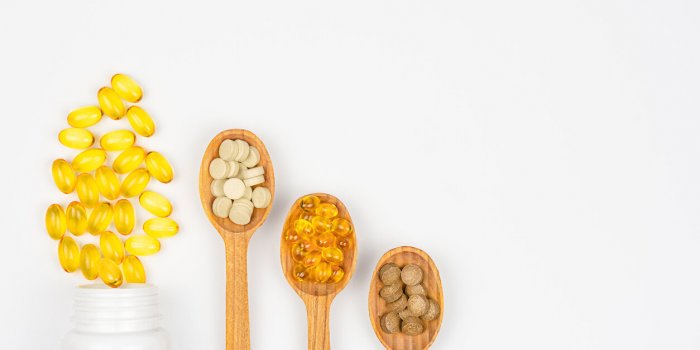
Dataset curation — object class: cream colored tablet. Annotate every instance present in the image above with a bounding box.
[233,139,250,161]
[210,179,226,197]
[226,161,240,178]
[223,178,246,199]
[241,147,260,168]
[233,198,254,212]
[218,139,238,161]
[242,186,253,200]
[251,187,271,208]
[229,206,251,225]
[242,166,264,179]
[209,158,229,180]
[212,197,232,218]
[235,165,248,179]
[243,175,265,187]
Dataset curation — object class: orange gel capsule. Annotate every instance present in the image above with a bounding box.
[76,173,99,208]
[315,203,338,219]
[98,258,123,288]
[111,73,143,103]
[58,236,80,272]
[113,199,135,235]
[45,204,66,240]
[95,166,120,200]
[67,106,102,128]
[87,202,113,235]
[113,146,146,174]
[100,231,125,264]
[123,256,146,283]
[72,148,107,172]
[121,168,150,198]
[97,87,126,120]
[66,201,88,236]
[126,106,155,137]
[80,244,101,280]
[52,159,76,194]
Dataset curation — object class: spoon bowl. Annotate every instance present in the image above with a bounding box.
[369,246,444,350]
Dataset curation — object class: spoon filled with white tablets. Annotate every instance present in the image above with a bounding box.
[199,129,275,350]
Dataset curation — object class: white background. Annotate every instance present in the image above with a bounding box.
[1,0,699,349]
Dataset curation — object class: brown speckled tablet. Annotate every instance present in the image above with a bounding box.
[405,283,427,297]
[386,294,408,312]
[421,298,440,321]
[407,294,429,316]
[380,282,403,303]
[401,316,425,336]
[380,312,401,333]
[379,263,402,285]
[400,264,423,286]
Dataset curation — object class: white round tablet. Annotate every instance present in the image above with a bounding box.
[251,187,271,208]
[223,178,246,199]
[218,139,238,161]
[242,186,253,200]
[242,147,260,168]
[243,175,265,187]
[233,198,254,212]
[229,207,251,225]
[226,161,240,178]
[209,158,230,180]
[212,197,233,218]
[234,139,250,161]
[210,179,226,197]
[242,166,264,179]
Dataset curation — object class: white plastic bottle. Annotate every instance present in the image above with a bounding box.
[62,284,170,350]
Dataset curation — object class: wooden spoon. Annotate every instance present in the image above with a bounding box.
[369,246,444,350]
[280,193,358,350]
[199,129,275,350]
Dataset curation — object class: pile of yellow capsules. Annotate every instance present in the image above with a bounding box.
[45,74,178,288]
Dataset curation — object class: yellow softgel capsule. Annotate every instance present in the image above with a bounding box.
[328,265,345,283]
[87,202,113,235]
[58,236,80,272]
[97,87,126,120]
[126,106,155,137]
[336,237,352,251]
[294,219,315,237]
[123,256,146,283]
[143,218,179,238]
[72,148,107,172]
[67,106,102,128]
[45,204,66,240]
[113,199,135,235]
[315,232,335,248]
[311,216,332,234]
[58,128,95,149]
[302,250,322,267]
[284,229,300,243]
[145,151,173,183]
[95,166,120,200]
[113,146,146,174]
[125,235,161,256]
[76,173,99,208]
[291,242,310,262]
[98,258,123,288]
[79,244,101,280]
[100,231,125,264]
[331,217,352,237]
[322,247,344,264]
[308,262,333,283]
[66,201,88,236]
[315,203,338,219]
[121,168,150,198]
[139,191,172,217]
[52,159,76,194]
[292,264,309,281]
[100,129,135,151]
[300,195,320,212]
[111,74,143,103]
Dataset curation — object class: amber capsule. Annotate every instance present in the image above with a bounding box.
[300,195,320,212]
[308,262,333,283]
[336,237,352,251]
[87,202,113,235]
[113,146,146,174]
[121,168,150,198]
[76,173,99,208]
[52,159,76,194]
[311,216,332,234]
[125,235,161,256]
[294,219,315,237]
[126,106,155,137]
[95,166,120,200]
[328,265,345,283]
[145,151,173,183]
[139,191,172,217]
[283,229,300,243]
[72,148,107,172]
[58,128,95,149]
[100,231,125,263]
[79,244,101,280]
[97,87,126,120]
[123,256,146,283]
[144,218,179,238]
[298,211,314,222]
[331,217,353,237]
[100,130,135,151]
[45,204,66,240]
[291,242,310,262]
[292,264,309,281]
[315,232,335,248]
[303,250,322,267]
[67,106,102,128]
[98,258,123,288]
[111,73,143,103]
[322,247,344,264]
[315,203,338,219]
[66,201,88,236]
[58,236,80,272]
[113,199,135,235]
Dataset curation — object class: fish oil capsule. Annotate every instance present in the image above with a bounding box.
[315,232,335,248]
[98,258,123,288]
[303,250,322,267]
[100,231,125,264]
[100,129,135,151]
[298,211,314,222]
[58,128,95,149]
[315,203,338,219]
[113,146,146,174]
[309,262,333,283]
[300,195,320,212]
[113,199,135,235]
[328,265,345,283]
[97,87,126,119]
[294,219,315,237]
[322,247,344,264]
[121,168,150,197]
[76,173,99,208]
[72,148,107,172]
[291,242,310,262]
[87,202,113,235]
[293,264,309,281]
[67,106,102,128]
[144,217,179,238]
[58,236,80,272]
[145,151,173,183]
[284,229,300,243]
[111,73,143,103]
[123,256,146,283]
[52,159,76,194]
[95,166,120,200]
[79,244,101,280]
[332,217,353,236]
[126,106,155,137]
[125,235,161,256]
[45,204,66,240]
[139,191,172,217]
[66,201,88,235]
[336,237,352,251]
[311,216,332,234]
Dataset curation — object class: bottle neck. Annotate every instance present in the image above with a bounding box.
[72,284,161,333]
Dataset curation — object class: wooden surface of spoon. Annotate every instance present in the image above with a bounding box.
[199,129,275,350]
[369,246,444,350]
[280,193,358,350]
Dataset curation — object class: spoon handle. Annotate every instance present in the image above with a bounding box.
[224,234,251,350]
[305,296,332,350]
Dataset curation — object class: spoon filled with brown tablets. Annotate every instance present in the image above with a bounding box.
[280,194,358,350]
[199,129,275,350]
[369,246,444,350]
